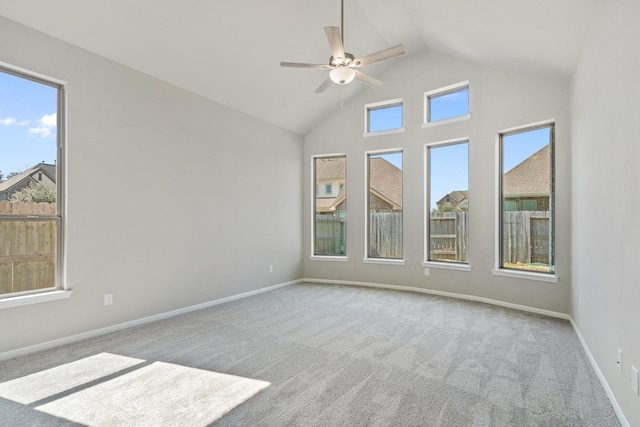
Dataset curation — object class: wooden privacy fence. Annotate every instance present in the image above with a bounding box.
[503,211,551,265]
[314,210,549,265]
[430,212,468,262]
[315,215,346,255]
[429,211,550,266]
[369,212,403,259]
[0,201,56,295]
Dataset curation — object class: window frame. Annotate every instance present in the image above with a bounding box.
[493,120,557,283]
[423,137,472,271]
[363,98,405,137]
[364,149,405,265]
[0,63,68,309]
[310,154,348,261]
[422,81,470,127]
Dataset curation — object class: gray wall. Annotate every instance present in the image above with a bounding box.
[0,16,303,353]
[304,50,572,314]
[571,0,640,424]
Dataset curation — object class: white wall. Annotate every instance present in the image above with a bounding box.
[0,16,303,353]
[571,0,640,424]
[304,50,572,314]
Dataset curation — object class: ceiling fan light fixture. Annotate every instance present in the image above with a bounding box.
[330,65,356,84]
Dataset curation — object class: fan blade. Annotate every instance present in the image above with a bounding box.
[354,70,383,89]
[280,62,331,69]
[325,26,345,63]
[351,44,405,67]
[314,77,333,93]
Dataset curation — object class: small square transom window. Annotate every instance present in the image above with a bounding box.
[365,99,403,134]
[425,82,469,123]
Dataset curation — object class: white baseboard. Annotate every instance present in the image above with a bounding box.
[0,279,302,362]
[569,318,629,427]
[304,278,570,320]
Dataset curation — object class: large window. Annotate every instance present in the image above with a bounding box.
[313,156,346,256]
[366,151,403,260]
[499,123,554,274]
[0,66,63,299]
[426,139,469,264]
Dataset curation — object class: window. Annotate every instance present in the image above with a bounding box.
[424,81,470,124]
[364,99,403,134]
[366,151,403,261]
[499,123,554,274]
[426,139,469,265]
[313,156,346,256]
[0,65,64,300]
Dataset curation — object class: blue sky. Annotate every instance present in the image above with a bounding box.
[0,70,57,178]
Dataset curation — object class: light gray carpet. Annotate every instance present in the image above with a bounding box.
[0,282,621,426]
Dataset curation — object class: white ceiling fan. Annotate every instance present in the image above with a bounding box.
[280,0,405,93]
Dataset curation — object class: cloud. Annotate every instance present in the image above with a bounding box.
[0,117,29,126]
[28,113,56,137]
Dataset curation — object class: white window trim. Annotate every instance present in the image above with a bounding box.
[363,258,405,266]
[424,138,470,266]
[0,63,67,308]
[491,269,558,283]
[424,80,469,125]
[364,148,404,264]
[311,153,347,258]
[422,261,472,272]
[309,255,349,262]
[495,119,558,283]
[421,113,470,129]
[364,98,404,136]
[0,289,72,310]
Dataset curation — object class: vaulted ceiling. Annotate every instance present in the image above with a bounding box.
[0,0,598,135]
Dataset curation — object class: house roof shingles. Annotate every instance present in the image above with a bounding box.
[503,145,550,196]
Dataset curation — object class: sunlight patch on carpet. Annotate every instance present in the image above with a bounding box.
[0,353,270,426]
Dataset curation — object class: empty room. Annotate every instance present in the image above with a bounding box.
[0,0,638,425]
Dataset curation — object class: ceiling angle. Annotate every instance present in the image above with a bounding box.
[280,0,405,93]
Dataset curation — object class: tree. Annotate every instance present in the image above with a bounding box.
[5,171,22,180]
[9,182,56,203]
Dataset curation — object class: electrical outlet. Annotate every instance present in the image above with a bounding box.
[424,268,430,276]
[104,294,113,306]
[632,366,639,395]
[269,265,274,273]
[617,348,622,372]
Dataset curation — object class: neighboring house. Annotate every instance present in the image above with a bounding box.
[315,158,346,216]
[368,157,402,212]
[315,157,402,215]
[436,190,468,211]
[503,144,550,211]
[0,163,56,201]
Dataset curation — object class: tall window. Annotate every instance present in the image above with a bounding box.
[500,123,554,273]
[0,66,63,298]
[313,156,346,256]
[427,140,469,264]
[367,151,403,260]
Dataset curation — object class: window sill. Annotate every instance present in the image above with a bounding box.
[491,269,558,283]
[363,127,405,138]
[422,261,472,272]
[309,255,349,262]
[363,258,405,266]
[422,114,471,128]
[0,289,72,310]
